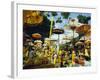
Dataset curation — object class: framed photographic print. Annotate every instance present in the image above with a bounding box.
[11,1,97,78]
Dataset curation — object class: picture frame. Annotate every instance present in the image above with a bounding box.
[11,1,97,78]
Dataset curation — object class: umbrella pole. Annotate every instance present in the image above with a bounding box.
[84,35,86,54]
[49,17,54,38]
[73,30,75,46]
[57,34,60,55]
[49,17,54,56]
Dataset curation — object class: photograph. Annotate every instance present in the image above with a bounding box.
[23,10,91,69]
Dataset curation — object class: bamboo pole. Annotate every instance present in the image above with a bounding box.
[49,17,54,38]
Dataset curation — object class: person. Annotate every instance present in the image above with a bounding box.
[72,50,76,65]
[78,50,84,56]
[29,49,34,59]
[78,55,85,66]
[60,51,65,67]
[28,47,37,59]
[34,40,42,56]
[84,48,89,57]
[64,51,70,67]
[73,58,80,67]
[53,52,58,65]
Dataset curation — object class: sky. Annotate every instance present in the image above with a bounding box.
[46,11,91,29]
[45,11,91,41]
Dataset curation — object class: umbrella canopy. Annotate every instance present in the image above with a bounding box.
[75,41,85,50]
[70,26,76,30]
[75,41,84,46]
[76,24,91,35]
[52,28,64,34]
[64,18,82,30]
[32,33,42,39]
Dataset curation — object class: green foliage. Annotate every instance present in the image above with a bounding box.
[77,15,91,24]
[51,12,58,16]
[56,17,62,23]
[61,12,70,19]
[52,21,55,26]
[59,44,67,50]
[47,14,50,17]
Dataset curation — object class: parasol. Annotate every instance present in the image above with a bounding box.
[52,28,64,34]
[76,24,91,35]
[32,33,42,39]
[75,41,84,46]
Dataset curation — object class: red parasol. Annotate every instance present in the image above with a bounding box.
[32,33,42,39]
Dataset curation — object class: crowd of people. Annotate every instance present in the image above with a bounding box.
[23,37,91,69]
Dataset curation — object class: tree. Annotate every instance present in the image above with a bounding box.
[61,12,70,19]
[51,12,58,16]
[56,17,62,23]
[77,15,91,24]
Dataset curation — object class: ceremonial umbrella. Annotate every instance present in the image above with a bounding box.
[32,33,42,39]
